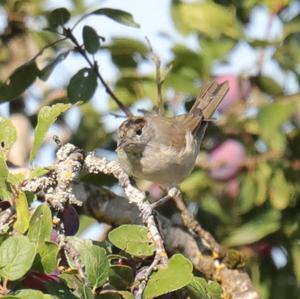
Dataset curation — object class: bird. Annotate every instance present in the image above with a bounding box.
[116,80,229,187]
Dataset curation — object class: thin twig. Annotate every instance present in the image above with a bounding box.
[30,37,67,62]
[134,253,161,299]
[168,187,226,258]
[63,27,132,117]
[145,37,164,115]
[256,13,275,75]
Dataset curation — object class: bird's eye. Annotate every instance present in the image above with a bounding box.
[136,129,142,136]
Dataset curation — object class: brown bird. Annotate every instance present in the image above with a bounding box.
[117,80,229,186]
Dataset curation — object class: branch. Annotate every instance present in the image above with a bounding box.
[23,143,167,297]
[168,187,226,258]
[20,143,260,299]
[63,27,132,117]
[78,183,260,299]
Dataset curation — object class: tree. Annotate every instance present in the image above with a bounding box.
[0,0,300,298]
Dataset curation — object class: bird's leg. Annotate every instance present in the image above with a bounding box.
[150,194,172,209]
[149,185,177,210]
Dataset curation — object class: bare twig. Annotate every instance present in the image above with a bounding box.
[145,37,164,114]
[30,37,67,62]
[256,13,275,75]
[168,187,226,258]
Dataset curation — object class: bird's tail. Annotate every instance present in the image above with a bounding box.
[189,80,229,120]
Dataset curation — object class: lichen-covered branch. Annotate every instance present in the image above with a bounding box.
[24,143,84,210]
[20,143,260,299]
[23,144,168,298]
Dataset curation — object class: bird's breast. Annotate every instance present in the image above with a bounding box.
[143,132,198,183]
[117,130,199,185]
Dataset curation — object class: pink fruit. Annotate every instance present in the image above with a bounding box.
[148,183,162,200]
[62,205,80,236]
[23,272,60,291]
[252,242,272,257]
[216,74,251,112]
[208,140,245,181]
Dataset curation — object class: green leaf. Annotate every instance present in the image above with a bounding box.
[30,167,50,179]
[283,19,300,39]
[0,235,36,280]
[67,237,109,289]
[255,163,272,206]
[30,103,71,161]
[291,242,300,286]
[37,241,59,273]
[239,173,256,214]
[108,224,155,257]
[92,8,140,28]
[257,101,295,152]
[65,237,92,268]
[224,210,281,246]
[109,265,134,290]
[27,204,52,251]
[7,172,25,185]
[80,245,109,289]
[0,61,39,102]
[172,2,242,39]
[252,76,282,96]
[96,291,134,299]
[118,292,134,299]
[59,272,83,290]
[67,68,97,103]
[44,280,79,299]
[143,254,194,299]
[206,281,223,299]
[274,38,300,72]
[0,117,17,153]
[180,171,211,201]
[14,191,30,234]
[269,169,295,210]
[48,7,70,27]
[0,152,11,200]
[78,285,94,299]
[112,74,154,108]
[39,51,70,81]
[186,277,208,299]
[83,26,100,54]
[186,277,222,299]
[12,289,53,299]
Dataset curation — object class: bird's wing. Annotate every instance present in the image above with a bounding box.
[147,115,188,150]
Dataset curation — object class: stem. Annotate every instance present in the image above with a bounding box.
[63,27,132,116]
[256,13,275,75]
[31,37,67,62]
[168,187,226,258]
[146,37,164,114]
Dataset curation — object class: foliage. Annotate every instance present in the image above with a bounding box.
[0,0,300,298]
